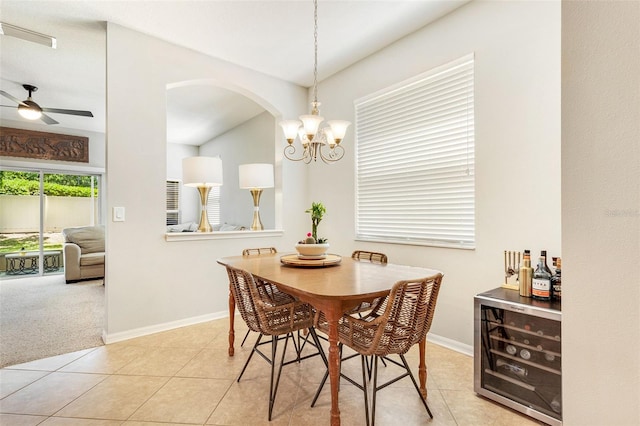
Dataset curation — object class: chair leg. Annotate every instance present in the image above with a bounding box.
[268,332,290,421]
[399,354,433,419]
[238,333,263,382]
[310,340,339,407]
[240,329,251,347]
[361,355,371,426]
[372,355,379,426]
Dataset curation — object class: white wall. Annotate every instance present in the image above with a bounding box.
[562,1,640,424]
[106,23,309,338]
[311,0,561,348]
[200,112,275,229]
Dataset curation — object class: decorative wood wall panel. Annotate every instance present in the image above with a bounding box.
[0,127,89,163]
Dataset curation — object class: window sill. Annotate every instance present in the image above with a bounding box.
[165,229,284,242]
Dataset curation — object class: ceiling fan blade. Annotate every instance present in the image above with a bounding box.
[41,107,94,117]
[0,90,28,107]
[40,113,59,125]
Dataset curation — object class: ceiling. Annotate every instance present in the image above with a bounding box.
[0,0,468,146]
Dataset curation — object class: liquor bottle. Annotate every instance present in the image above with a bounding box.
[518,250,533,297]
[552,257,562,300]
[532,257,552,300]
[540,250,553,275]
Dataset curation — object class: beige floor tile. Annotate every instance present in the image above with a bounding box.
[54,375,168,420]
[290,382,367,426]
[176,346,246,379]
[129,377,232,424]
[123,322,219,349]
[4,348,99,372]
[115,347,200,376]
[441,389,544,425]
[40,418,122,425]
[0,372,107,416]
[207,374,298,425]
[59,344,147,374]
[0,369,50,399]
[0,413,48,426]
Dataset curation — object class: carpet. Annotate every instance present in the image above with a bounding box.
[0,274,104,368]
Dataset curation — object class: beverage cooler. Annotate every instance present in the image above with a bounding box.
[474,288,562,425]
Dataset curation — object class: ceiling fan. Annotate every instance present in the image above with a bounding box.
[0,84,94,125]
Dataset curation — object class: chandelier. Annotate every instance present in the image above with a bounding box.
[280,0,351,164]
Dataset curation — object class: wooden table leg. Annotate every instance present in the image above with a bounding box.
[418,338,427,399]
[326,309,342,426]
[228,287,235,357]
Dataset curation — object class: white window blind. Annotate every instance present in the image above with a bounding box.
[166,180,181,226]
[206,186,221,227]
[355,54,475,249]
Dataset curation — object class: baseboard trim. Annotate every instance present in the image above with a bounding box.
[427,332,473,357]
[102,310,228,344]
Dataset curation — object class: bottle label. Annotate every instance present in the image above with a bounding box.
[532,278,551,298]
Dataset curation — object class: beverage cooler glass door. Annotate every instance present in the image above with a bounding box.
[474,296,562,425]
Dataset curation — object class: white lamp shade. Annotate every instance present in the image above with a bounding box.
[183,156,223,187]
[279,120,302,140]
[299,114,324,137]
[327,120,351,140]
[239,163,274,189]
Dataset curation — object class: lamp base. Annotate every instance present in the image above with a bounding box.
[250,189,264,231]
[197,186,212,232]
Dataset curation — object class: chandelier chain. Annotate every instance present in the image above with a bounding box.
[313,0,318,106]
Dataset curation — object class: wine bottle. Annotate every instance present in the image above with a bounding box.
[552,257,562,300]
[496,359,528,377]
[540,250,553,275]
[532,257,552,300]
[518,250,533,297]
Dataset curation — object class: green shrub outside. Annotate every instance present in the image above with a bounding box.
[0,172,98,197]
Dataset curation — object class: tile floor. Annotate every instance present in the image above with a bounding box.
[0,318,542,425]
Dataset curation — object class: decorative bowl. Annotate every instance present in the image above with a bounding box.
[295,243,330,258]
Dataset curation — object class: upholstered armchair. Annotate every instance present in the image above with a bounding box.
[62,225,105,283]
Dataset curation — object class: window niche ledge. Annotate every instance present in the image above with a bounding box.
[165,229,284,242]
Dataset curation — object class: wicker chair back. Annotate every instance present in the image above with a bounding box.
[225,265,313,336]
[242,247,277,256]
[351,250,388,264]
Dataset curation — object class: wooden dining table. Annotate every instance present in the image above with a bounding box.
[217,252,442,426]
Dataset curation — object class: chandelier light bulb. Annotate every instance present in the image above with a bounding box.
[299,114,324,140]
[279,120,302,143]
[327,120,351,143]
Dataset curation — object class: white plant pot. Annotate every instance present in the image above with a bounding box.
[295,243,330,258]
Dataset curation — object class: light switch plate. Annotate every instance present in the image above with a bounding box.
[113,206,125,222]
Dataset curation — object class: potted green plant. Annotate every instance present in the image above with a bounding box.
[296,201,329,258]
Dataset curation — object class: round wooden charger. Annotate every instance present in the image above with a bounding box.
[280,253,342,267]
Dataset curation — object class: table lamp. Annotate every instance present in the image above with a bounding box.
[239,163,274,231]
[183,156,223,232]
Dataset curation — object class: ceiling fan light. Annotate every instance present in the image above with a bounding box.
[18,104,42,120]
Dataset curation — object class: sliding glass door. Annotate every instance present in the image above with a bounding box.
[0,168,101,278]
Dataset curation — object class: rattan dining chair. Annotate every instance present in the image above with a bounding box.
[348,250,388,316]
[239,247,282,347]
[225,264,327,421]
[312,273,444,426]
